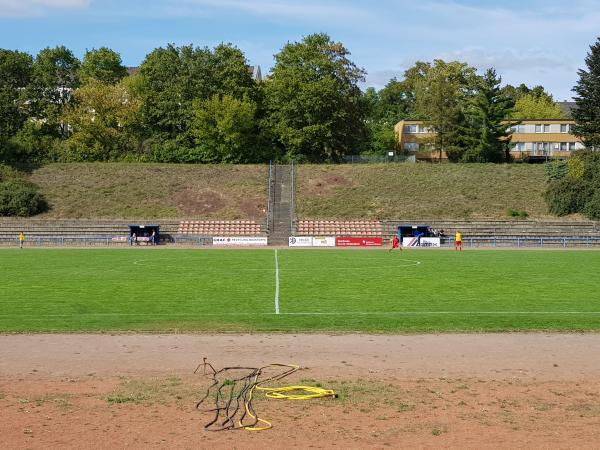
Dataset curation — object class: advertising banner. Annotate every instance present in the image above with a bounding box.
[213,236,268,246]
[311,236,336,247]
[288,236,313,247]
[402,237,441,248]
[336,237,383,247]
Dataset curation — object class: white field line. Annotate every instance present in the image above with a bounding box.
[2,311,600,319]
[274,249,280,314]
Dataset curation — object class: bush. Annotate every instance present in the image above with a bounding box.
[0,179,48,216]
[544,160,567,181]
[583,186,600,220]
[544,177,591,216]
[506,208,529,218]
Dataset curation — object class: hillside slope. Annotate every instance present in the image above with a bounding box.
[28,163,267,220]
[295,164,554,220]
[23,162,565,220]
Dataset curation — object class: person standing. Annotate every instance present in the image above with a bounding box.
[150,230,156,246]
[389,235,402,253]
[18,231,25,249]
[454,230,462,251]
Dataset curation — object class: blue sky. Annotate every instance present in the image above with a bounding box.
[1,0,600,100]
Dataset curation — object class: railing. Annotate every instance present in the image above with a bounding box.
[458,236,600,248]
[290,160,295,232]
[0,235,213,247]
[266,161,274,233]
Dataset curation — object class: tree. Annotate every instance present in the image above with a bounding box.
[544,150,600,219]
[61,79,140,160]
[0,49,33,160]
[572,37,600,149]
[25,46,80,138]
[136,43,257,149]
[500,83,554,104]
[460,69,515,162]
[413,60,478,161]
[79,47,128,85]
[265,33,368,162]
[190,94,260,163]
[511,93,566,119]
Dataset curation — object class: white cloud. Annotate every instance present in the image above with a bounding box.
[168,0,371,23]
[0,0,90,17]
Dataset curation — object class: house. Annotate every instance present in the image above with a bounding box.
[394,118,585,161]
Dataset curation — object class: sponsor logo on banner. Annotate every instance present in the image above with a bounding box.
[288,236,313,247]
[213,236,268,246]
[312,236,336,247]
[336,237,383,247]
[402,237,441,247]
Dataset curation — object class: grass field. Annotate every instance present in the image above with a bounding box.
[1,248,599,333]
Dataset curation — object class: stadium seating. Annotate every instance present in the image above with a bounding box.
[296,220,383,236]
[177,220,262,236]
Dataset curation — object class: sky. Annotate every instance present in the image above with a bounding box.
[1,0,599,100]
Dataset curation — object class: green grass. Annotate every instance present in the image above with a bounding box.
[1,248,600,332]
[28,163,267,219]
[23,162,568,221]
[296,163,555,220]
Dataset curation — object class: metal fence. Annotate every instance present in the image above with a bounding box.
[266,161,275,233]
[290,160,295,232]
[0,235,213,247]
[454,236,600,248]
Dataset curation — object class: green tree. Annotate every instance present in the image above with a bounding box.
[500,83,554,104]
[25,46,80,138]
[265,33,368,162]
[511,93,566,119]
[136,43,257,149]
[413,60,478,161]
[61,79,140,160]
[460,69,515,163]
[572,37,600,149]
[0,50,33,140]
[544,150,600,219]
[79,47,128,85]
[190,94,259,163]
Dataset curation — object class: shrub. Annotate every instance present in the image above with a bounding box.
[506,208,529,218]
[544,160,567,181]
[544,177,591,216]
[583,187,600,220]
[0,179,48,216]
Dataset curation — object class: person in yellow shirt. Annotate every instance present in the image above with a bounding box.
[454,230,462,251]
[18,231,25,249]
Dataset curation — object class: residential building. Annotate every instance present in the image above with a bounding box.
[394,119,584,161]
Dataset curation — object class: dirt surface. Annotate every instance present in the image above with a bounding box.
[1,333,600,449]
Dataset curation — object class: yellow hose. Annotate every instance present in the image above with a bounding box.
[241,364,336,431]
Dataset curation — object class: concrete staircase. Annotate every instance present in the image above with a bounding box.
[268,165,293,246]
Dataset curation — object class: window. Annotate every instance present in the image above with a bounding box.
[543,124,551,133]
[511,142,525,152]
[404,125,418,133]
[404,142,419,152]
[509,125,525,133]
[535,124,542,133]
[560,124,569,133]
[569,142,576,151]
[560,142,568,151]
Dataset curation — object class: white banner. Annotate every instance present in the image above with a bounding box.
[402,237,441,248]
[311,236,336,247]
[213,236,268,246]
[288,236,313,247]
